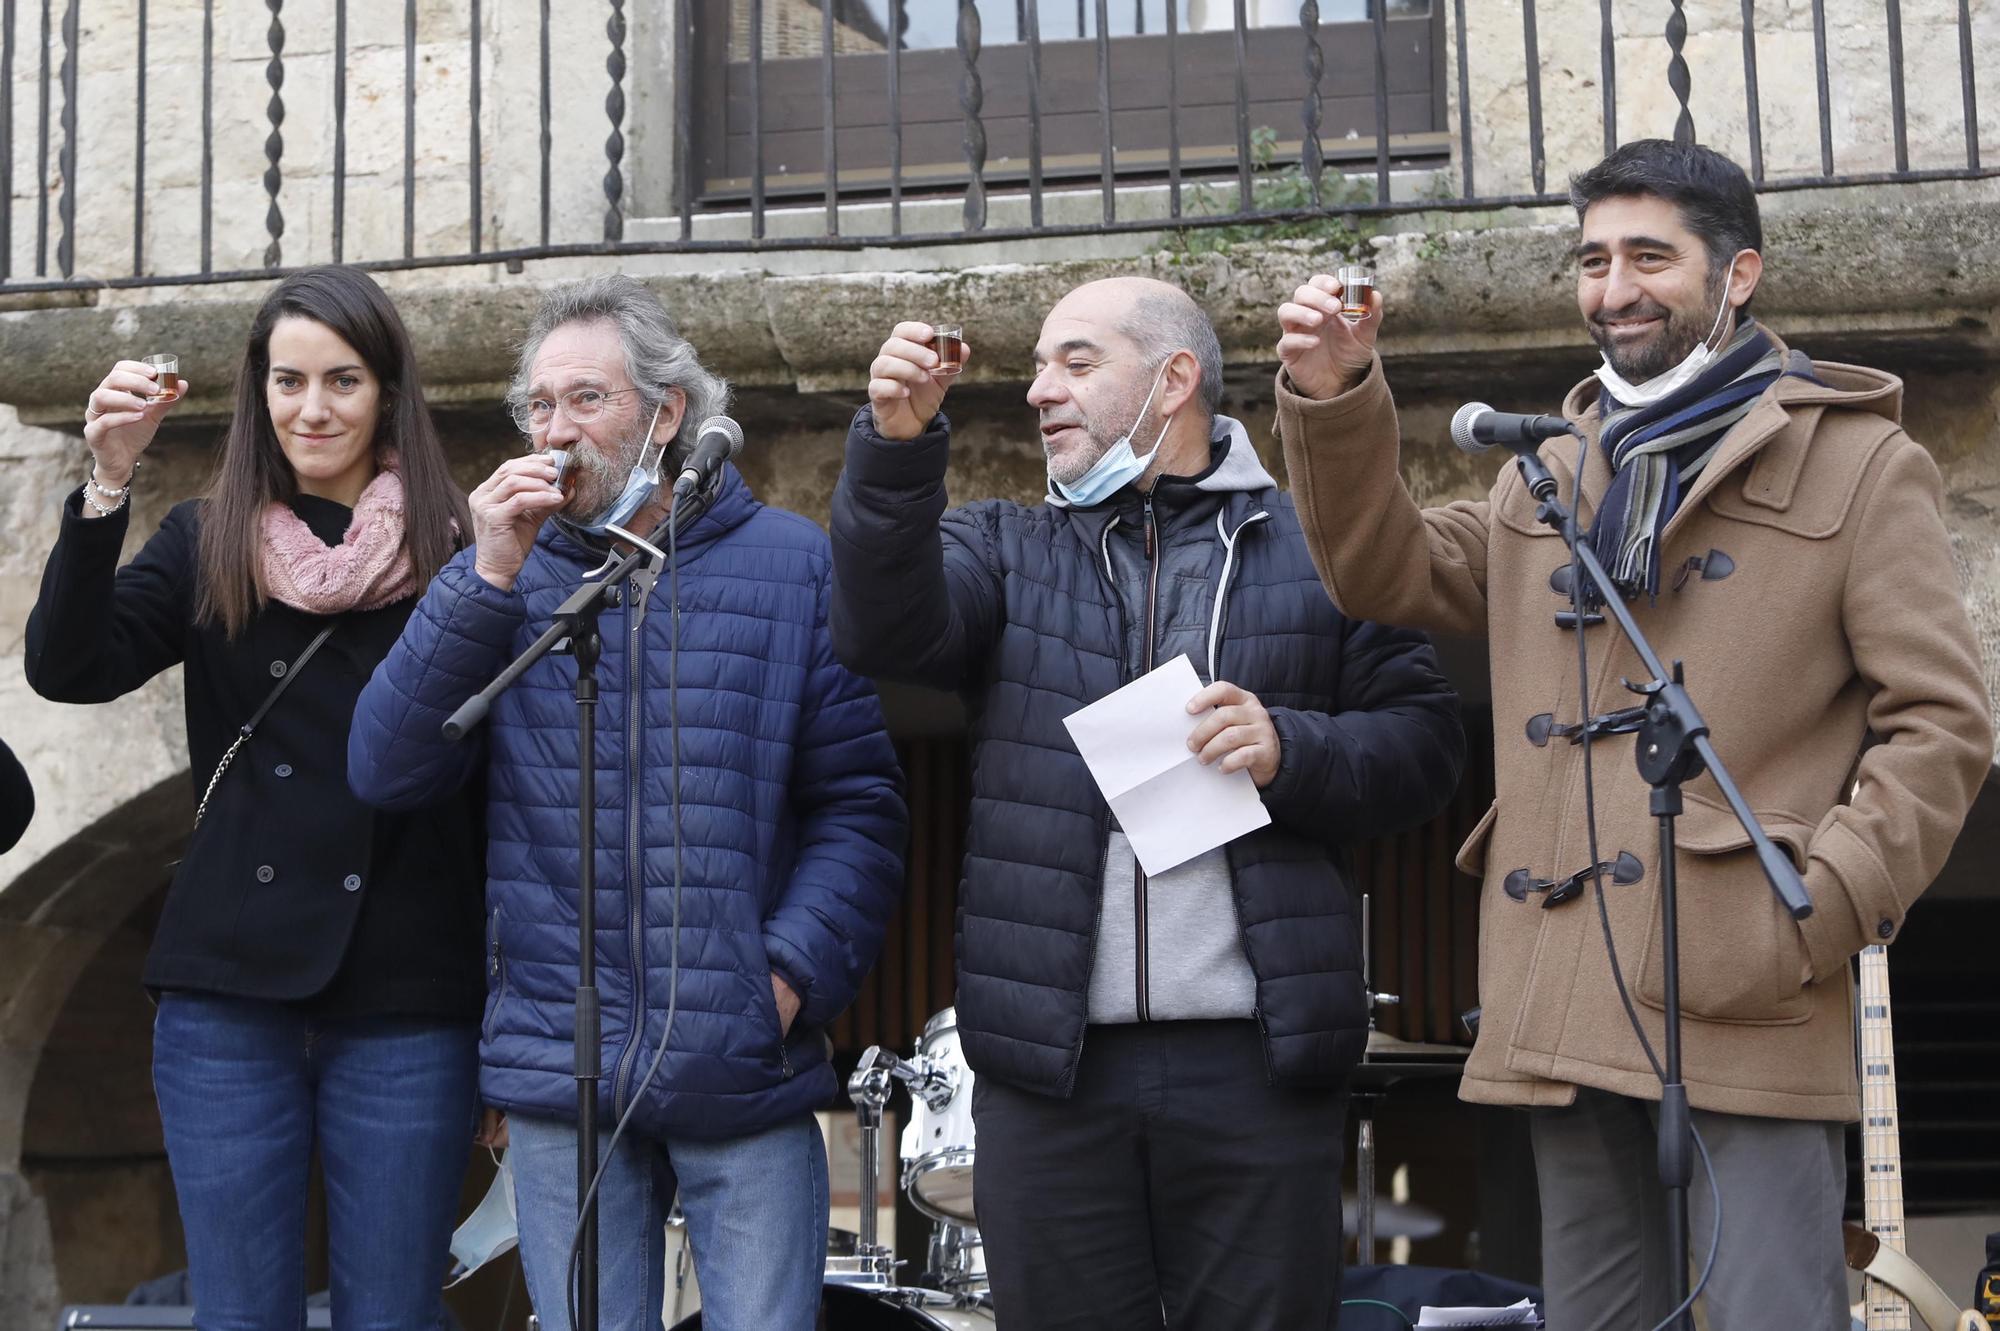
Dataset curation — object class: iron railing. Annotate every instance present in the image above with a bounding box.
[0,0,1993,294]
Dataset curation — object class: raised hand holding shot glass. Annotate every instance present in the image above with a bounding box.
[868,320,972,441]
[79,356,195,519]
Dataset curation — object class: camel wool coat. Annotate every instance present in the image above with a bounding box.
[1276,340,1992,1121]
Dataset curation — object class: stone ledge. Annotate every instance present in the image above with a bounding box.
[5,189,2000,427]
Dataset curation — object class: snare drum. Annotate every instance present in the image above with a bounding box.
[898,1008,977,1223]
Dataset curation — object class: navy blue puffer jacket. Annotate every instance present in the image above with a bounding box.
[831,412,1463,1096]
[349,468,907,1140]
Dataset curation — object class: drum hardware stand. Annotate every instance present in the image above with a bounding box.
[1355,893,1401,1264]
[844,1050,906,1287]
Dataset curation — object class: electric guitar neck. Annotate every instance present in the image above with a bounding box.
[1860,943,1915,1331]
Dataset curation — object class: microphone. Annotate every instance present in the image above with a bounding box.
[671,416,745,500]
[1450,402,1577,455]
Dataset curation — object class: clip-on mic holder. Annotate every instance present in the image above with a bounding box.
[441,487,717,1331]
[1508,437,1813,1330]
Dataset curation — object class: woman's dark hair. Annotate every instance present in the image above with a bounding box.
[196,265,470,637]
[1569,138,1763,276]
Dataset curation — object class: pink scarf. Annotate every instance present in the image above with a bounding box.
[259,461,419,615]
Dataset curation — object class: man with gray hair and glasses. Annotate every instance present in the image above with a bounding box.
[349,273,907,1330]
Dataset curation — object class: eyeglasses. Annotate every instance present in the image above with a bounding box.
[510,386,642,434]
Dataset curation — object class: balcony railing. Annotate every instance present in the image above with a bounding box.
[0,0,1993,294]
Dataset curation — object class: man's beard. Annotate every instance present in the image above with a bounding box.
[1042,376,1156,486]
[1589,267,1729,382]
[564,414,681,519]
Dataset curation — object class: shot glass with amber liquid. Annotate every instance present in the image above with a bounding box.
[1335,267,1374,322]
[930,323,965,377]
[142,353,182,403]
[543,448,580,506]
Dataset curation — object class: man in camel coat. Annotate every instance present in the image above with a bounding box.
[1274,138,1992,1329]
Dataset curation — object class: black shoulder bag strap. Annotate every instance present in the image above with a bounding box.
[192,623,337,830]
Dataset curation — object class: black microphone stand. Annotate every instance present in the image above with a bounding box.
[1507,438,1813,1330]
[440,490,716,1331]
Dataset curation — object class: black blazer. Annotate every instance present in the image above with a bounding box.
[24,491,484,1020]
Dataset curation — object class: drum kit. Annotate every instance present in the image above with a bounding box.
[665,900,1466,1328]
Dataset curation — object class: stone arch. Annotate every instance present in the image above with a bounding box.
[0,773,190,1327]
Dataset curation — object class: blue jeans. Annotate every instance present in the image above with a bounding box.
[151,993,481,1331]
[508,1111,828,1331]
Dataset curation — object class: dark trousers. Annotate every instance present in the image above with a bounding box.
[971,1020,1347,1331]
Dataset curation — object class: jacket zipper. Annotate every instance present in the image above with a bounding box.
[1206,507,1281,1082]
[611,593,650,1117]
[484,906,506,1041]
[1135,493,1160,1022]
[1070,513,1126,1093]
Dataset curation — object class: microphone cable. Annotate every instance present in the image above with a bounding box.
[564,499,688,1331]
[1559,431,1721,1331]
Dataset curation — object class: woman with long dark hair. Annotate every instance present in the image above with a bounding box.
[25,265,485,1328]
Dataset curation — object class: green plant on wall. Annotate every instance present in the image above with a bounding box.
[1160,126,1382,261]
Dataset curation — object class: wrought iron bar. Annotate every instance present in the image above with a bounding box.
[1809,0,1831,173]
[539,0,550,245]
[676,0,691,240]
[605,0,627,242]
[54,0,71,278]
[333,0,346,261]
[1371,0,1392,201]
[469,0,483,252]
[35,0,48,275]
[1885,0,1907,173]
[263,0,285,270]
[1666,0,1693,145]
[1025,0,1044,227]
[1164,0,1179,218]
[1134,0,1143,36]
[134,0,146,275]
[1739,0,1761,181]
[1075,0,1084,40]
[748,0,763,240]
[887,0,901,235]
[962,0,987,231]
[200,0,212,271]
[1094,0,1111,224]
[1958,0,1979,171]
[820,0,837,235]
[1300,1,1324,209]
[1232,0,1251,212]
[1520,0,1543,196]
[1599,0,1615,154]
[1,0,13,281]
[403,0,414,258]
[1453,0,1472,197]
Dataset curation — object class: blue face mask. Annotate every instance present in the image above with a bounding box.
[562,402,668,540]
[1052,361,1174,507]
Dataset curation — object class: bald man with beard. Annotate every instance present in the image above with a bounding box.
[828,277,1467,1329]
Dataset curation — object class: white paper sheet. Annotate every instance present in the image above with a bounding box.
[1415,1297,1541,1327]
[1062,654,1272,875]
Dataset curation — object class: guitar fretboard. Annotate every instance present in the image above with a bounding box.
[1860,944,1913,1331]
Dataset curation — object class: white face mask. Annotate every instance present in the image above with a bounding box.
[565,401,669,539]
[1051,359,1175,507]
[1593,254,1740,408]
[446,1148,517,1287]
